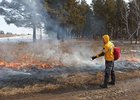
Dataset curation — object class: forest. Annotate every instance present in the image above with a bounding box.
[0,0,140,43]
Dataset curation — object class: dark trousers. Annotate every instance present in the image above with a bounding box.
[104,61,115,86]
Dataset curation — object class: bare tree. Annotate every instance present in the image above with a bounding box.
[129,0,140,44]
[120,1,131,37]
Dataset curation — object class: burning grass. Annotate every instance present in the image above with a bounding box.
[0,40,96,69]
[0,39,139,97]
[0,40,139,69]
[0,41,66,69]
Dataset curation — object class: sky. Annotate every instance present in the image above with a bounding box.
[86,0,130,5]
[0,0,32,34]
[0,16,32,34]
[0,0,131,34]
[0,0,12,3]
[86,0,92,5]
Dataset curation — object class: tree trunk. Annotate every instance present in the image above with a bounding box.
[40,28,42,41]
[135,28,139,44]
[33,24,36,42]
[131,37,133,44]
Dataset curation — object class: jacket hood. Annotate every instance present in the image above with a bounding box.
[103,35,110,44]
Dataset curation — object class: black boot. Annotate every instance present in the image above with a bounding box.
[100,84,107,88]
[108,82,115,85]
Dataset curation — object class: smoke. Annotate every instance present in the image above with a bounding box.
[22,0,72,40]
[61,44,95,66]
[22,0,46,28]
[0,39,104,68]
[0,0,104,68]
[25,40,104,68]
[19,0,95,67]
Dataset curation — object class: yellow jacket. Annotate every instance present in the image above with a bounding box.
[97,35,114,61]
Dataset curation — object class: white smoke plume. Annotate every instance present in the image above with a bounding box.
[0,0,104,68]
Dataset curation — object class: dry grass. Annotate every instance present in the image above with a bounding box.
[0,34,22,38]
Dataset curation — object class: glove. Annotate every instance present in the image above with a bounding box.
[92,56,96,60]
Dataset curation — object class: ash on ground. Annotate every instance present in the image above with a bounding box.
[0,60,140,88]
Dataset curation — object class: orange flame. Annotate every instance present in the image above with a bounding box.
[0,56,64,69]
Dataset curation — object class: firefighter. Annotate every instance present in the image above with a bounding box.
[92,35,115,88]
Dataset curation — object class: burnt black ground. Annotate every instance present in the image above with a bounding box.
[0,61,140,88]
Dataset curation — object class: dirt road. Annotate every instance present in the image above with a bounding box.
[15,78,140,100]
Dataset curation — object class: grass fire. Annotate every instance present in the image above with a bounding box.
[0,0,140,100]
